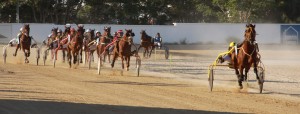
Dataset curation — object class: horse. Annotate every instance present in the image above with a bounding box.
[96,27,111,65]
[83,29,96,63]
[59,25,72,62]
[231,24,260,89]
[13,24,31,63]
[138,30,154,58]
[44,27,58,60]
[66,25,85,68]
[111,29,136,71]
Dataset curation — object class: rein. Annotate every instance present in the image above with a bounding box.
[241,47,256,57]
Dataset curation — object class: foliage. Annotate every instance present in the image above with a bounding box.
[0,0,300,24]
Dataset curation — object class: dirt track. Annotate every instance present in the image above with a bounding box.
[0,45,299,114]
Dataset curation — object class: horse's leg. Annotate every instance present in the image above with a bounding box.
[55,48,58,60]
[149,46,153,57]
[80,48,83,63]
[62,50,66,62]
[244,67,250,81]
[238,67,244,89]
[111,52,117,68]
[106,51,111,63]
[121,55,125,70]
[127,56,130,71]
[91,51,94,62]
[143,47,148,57]
[67,49,72,68]
[13,44,20,56]
[253,59,259,80]
[73,51,77,64]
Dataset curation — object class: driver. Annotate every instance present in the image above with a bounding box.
[154,32,162,49]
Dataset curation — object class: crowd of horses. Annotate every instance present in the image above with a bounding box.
[6,23,263,91]
[11,24,158,72]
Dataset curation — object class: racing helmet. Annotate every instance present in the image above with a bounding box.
[85,29,91,33]
[229,42,236,47]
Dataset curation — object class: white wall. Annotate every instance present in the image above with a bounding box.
[0,23,281,44]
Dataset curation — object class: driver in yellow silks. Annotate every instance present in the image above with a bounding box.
[218,42,236,64]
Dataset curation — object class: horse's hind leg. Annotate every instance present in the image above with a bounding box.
[13,44,20,56]
[62,50,66,62]
[111,52,117,68]
[149,46,154,57]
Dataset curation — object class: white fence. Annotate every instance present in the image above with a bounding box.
[0,23,282,44]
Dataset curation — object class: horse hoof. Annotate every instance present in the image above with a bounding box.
[13,54,16,56]
[239,85,243,89]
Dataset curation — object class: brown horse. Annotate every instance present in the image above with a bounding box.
[138,30,154,58]
[232,24,259,89]
[67,25,85,68]
[111,29,135,71]
[97,26,112,64]
[13,24,31,63]
[83,29,96,63]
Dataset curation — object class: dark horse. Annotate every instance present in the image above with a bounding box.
[138,30,154,58]
[45,27,58,60]
[67,25,84,68]
[13,24,31,63]
[111,29,135,71]
[232,24,260,89]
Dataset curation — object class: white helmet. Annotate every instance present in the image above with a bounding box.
[65,24,71,28]
[20,27,23,32]
[85,29,91,33]
[95,30,100,34]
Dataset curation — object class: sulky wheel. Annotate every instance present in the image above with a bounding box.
[136,58,141,77]
[258,67,265,93]
[164,47,169,60]
[208,68,214,92]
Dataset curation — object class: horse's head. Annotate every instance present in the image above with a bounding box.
[64,25,71,35]
[125,29,135,45]
[51,27,58,35]
[244,24,256,44]
[140,30,147,39]
[90,29,95,38]
[22,24,30,36]
[77,24,85,37]
[103,26,111,36]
